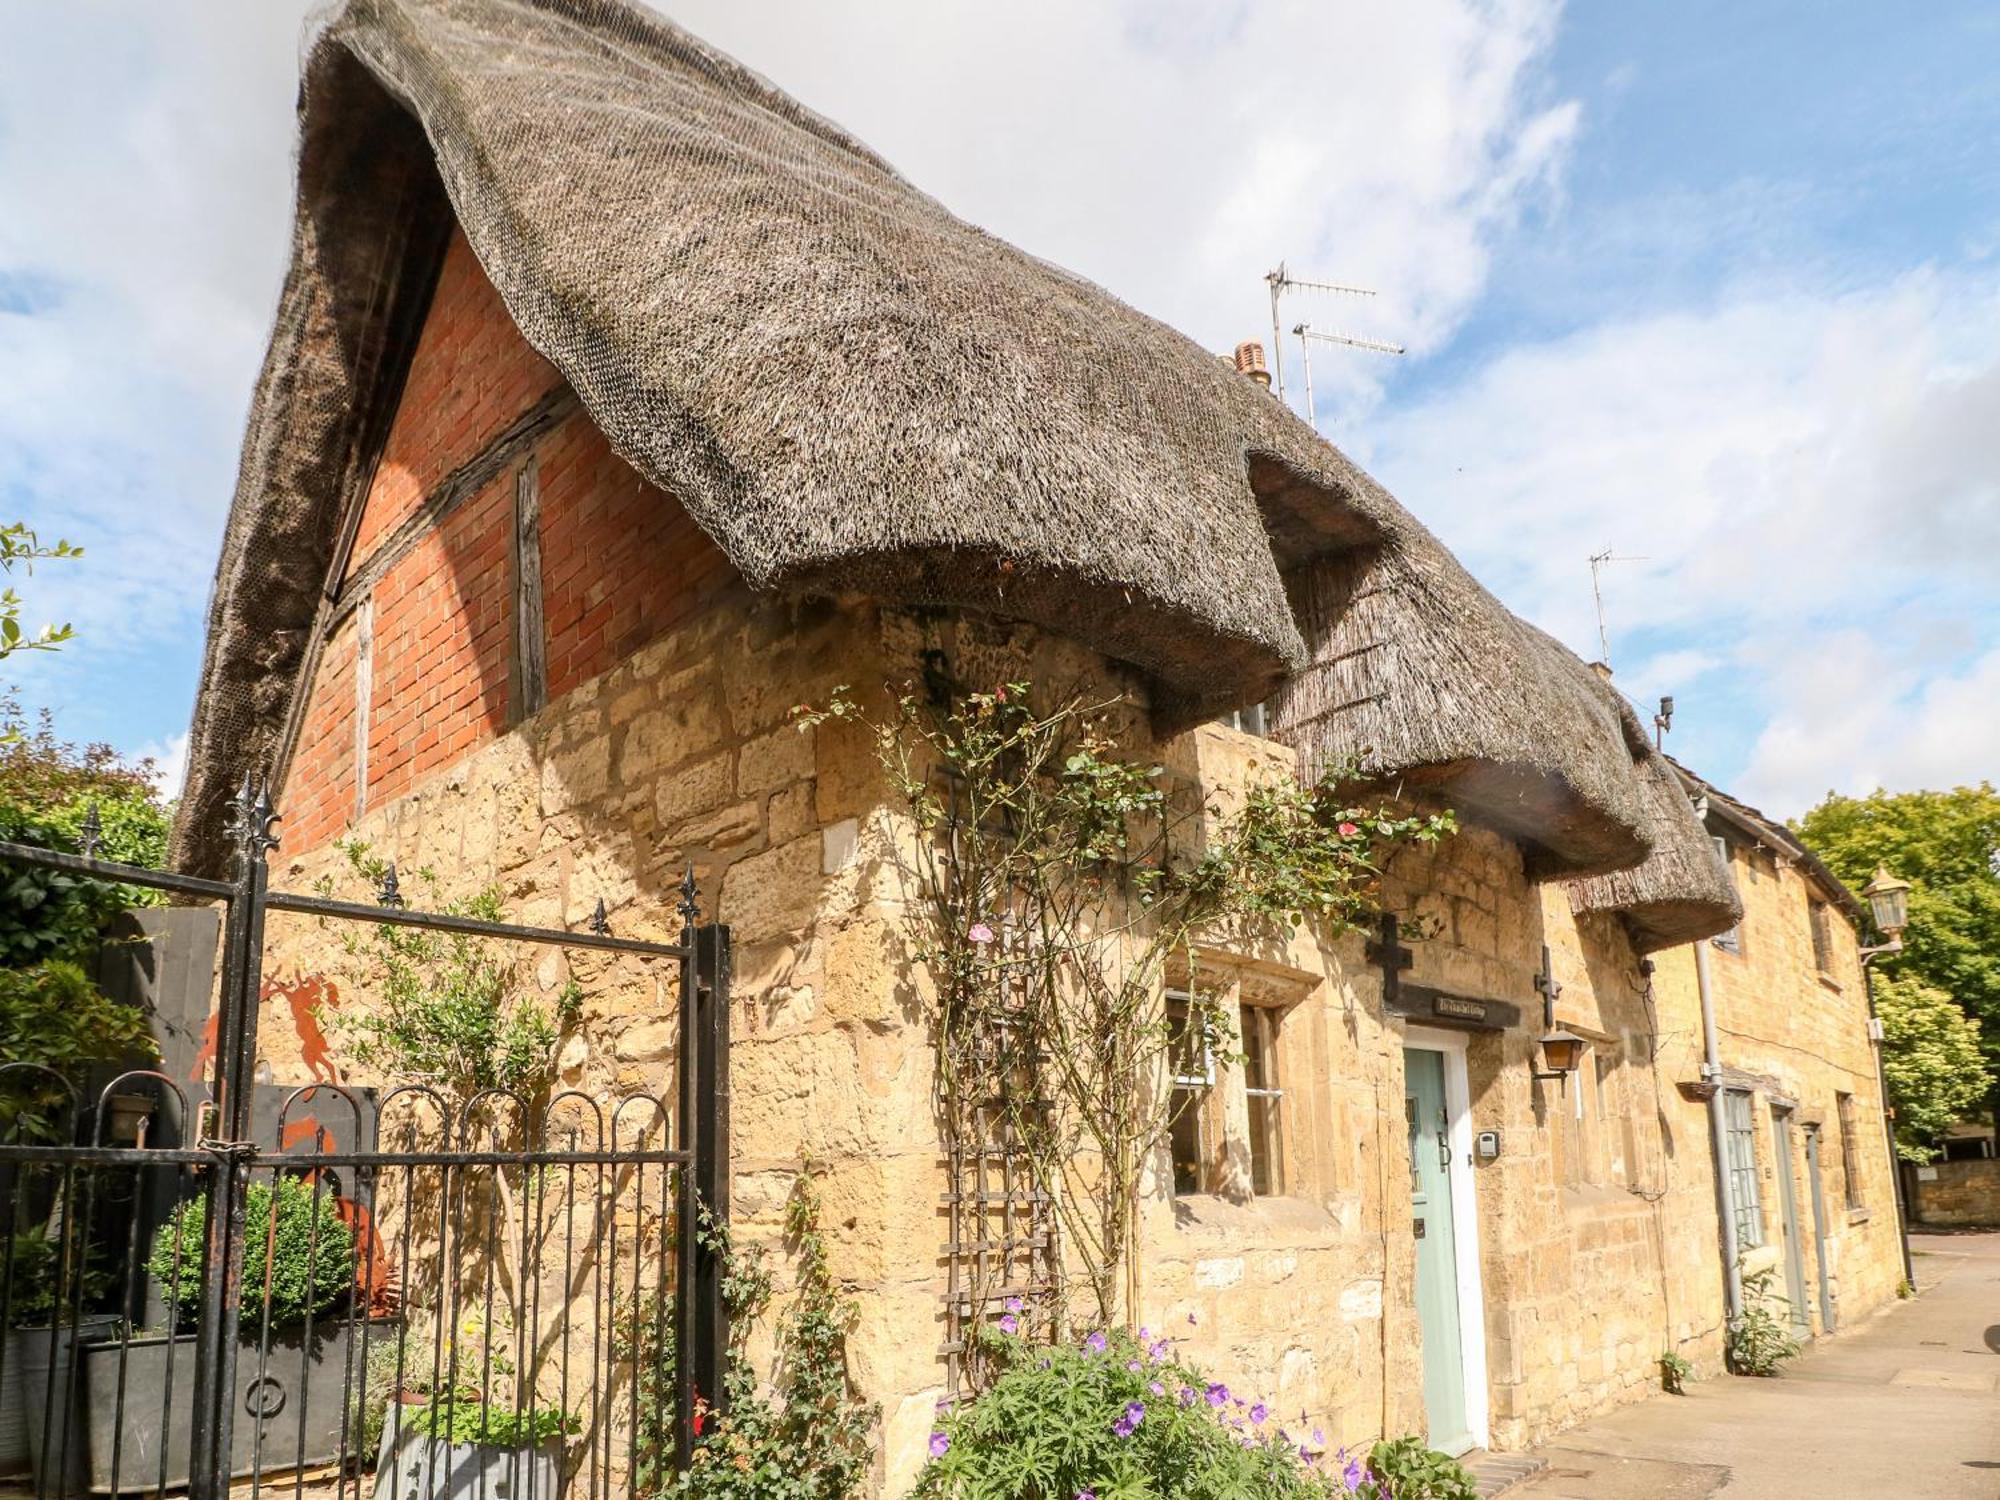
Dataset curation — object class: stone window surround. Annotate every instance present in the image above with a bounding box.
[1164,961,1312,1206]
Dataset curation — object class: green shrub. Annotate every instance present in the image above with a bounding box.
[1726,1266,1802,1377]
[1363,1435,1478,1500]
[403,1399,577,1446]
[670,1174,876,1499]
[0,961,156,1142]
[914,1324,1384,1499]
[149,1177,357,1328]
[3,1224,118,1328]
[0,700,169,967]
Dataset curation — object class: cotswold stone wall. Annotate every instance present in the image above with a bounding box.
[1650,844,1905,1340]
[1909,1159,2000,1227]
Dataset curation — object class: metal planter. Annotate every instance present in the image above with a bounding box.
[20,1320,386,1495]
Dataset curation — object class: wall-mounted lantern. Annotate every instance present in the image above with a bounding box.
[1861,866,1911,943]
[1859,867,1911,963]
[1530,944,1584,1087]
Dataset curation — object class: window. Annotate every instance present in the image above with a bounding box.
[1166,991,1213,1194]
[1240,1004,1284,1196]
[1724,1089,1764,1248]
[1808,898,1837,978]
[1837,1092,1865,1209]
[1710,837,1743,954]
[1216,702,1268,736]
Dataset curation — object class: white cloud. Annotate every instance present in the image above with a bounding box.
[1362,264,2000,814]
[1739,637,2000,815]
[134,731,191,802]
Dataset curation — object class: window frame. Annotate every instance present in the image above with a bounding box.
[1723,1088,1764,1248]
[1165,989,1213,1195]
[1808,897,1837,980]
[1238,1001,1285,1197]
[1836,1091,1865,1210]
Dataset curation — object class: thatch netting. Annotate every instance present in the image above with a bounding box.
[1562,654,1741,951]
[1266,555,1657,879]
[172,0,1687,902]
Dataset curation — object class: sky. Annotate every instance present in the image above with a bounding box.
[0,0,1994,820]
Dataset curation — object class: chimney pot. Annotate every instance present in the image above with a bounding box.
[1234,341,1272,387]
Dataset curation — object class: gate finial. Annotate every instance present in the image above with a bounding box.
[677,863,701,927]
[77,801,103,860]
[589,896,611,936]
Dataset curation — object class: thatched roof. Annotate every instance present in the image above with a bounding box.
[1562,660,1741,951]
[1266,561,1660,878]
[172,0,1688,895]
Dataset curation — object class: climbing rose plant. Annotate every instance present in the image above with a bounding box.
[796,677,1454,1334]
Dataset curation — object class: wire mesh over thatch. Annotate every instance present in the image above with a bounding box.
[1562,657,1741,951]
[172,0,1680,892]
[1266,553,1658,879]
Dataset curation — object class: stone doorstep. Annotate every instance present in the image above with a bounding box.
[1462,1450,1549,1497]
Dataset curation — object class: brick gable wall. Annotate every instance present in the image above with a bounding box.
[280,228,736,849]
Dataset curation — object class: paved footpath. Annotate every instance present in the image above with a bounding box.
[1512,1232,2000,1499]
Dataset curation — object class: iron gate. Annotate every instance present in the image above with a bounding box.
[0,779,729,1500]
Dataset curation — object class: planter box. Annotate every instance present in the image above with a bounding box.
[2,1320,122,1478]
[20,1319,392,1495]
[374,1417,564,1500]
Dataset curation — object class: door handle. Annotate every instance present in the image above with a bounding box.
[1437,1109,1451,1169]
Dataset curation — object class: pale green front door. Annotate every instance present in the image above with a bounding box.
[1405,1047,1473,1454]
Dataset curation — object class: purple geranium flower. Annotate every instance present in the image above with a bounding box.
[928,1431,950,1459]
[999,1313,1019,1335]
[1085,1330,1108,1354]
[1005,1296,1024,1314]
[1250,1402,1268,1424]
[1111,1400,1146,1438]
[1205,1382,1229,1407]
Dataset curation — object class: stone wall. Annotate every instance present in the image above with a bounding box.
[1648,835,1906,1341]
[1909,1159,2000,1227]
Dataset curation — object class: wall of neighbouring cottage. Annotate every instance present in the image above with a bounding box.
[1648,839,1906,1342]
[259,216,1774,1493]
[1908,1159,2000,1227]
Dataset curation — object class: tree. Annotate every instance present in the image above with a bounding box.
[0,522,80,661]
[0,697,170,966]
[1871,970,1989,1160]
[1795,784,2000,1149]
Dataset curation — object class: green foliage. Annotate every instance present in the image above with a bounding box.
[798,677,1453,1329]
[0,522,81,662]
[318,842,562,1104]
[3,1224,118,1328]
[149,1177,357,1328]
[671,1172,877,1500]
[404,1399,578,1446]
[1796,785,2000,1143]
[1657,1350,1694,1395]
[0,961,157,1142]
[1873,970,1989,1160]
[0,699,170,966]
[914,1324,1387,1499]
[1726,1266,1801,1377]
[1363,1435,1479,1500]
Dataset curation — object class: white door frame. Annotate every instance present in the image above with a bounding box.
[1405,1025,1490,1451]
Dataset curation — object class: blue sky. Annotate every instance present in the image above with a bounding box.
[1,0,1994,819]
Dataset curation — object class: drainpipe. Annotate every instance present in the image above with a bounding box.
[1861,963,1917,1290]
[1695,936,1743,1324]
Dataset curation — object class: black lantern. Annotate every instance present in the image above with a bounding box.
[1534,1027,1587,1081]
[1861,866,1911,940]
[1530,944,1585,1084]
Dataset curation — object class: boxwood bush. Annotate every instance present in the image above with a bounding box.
[149,1176,357,1329]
